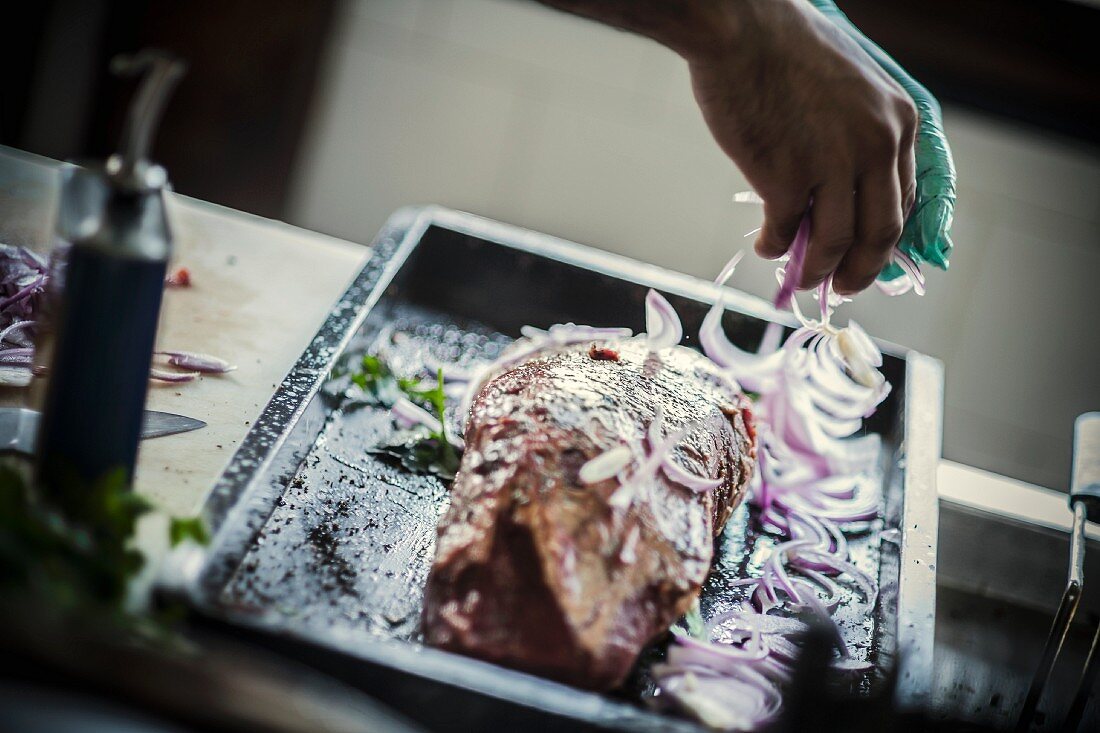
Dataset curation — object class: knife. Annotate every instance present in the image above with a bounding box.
[0,407,206,456]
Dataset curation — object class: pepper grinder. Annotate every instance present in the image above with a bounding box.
[35,50,186,499]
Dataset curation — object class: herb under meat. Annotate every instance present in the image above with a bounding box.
[348,355,462,481]
[679,601,707,640]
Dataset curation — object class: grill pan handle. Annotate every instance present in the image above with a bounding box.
[1071,412,1100,523]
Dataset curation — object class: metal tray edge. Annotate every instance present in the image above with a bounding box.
[159,204,943,719]
[894,351,944,710]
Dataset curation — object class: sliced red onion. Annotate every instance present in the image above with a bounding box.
[643,407,721,493]
[607,480,636,513]
[707,608,809,637]
[820,516,850,557]
[0,346,32,360]
[676,651,779,696]
[758,445,829,491]
[672,632,770,664]
[619,524,641,565]
[732,190,765,204]
[546,323,634,343]
[892,248,926,296]
[656,668,780,731]
[436,362,476,383]
[150,368,198,383]
[699,300,784,393]
[806,356,881,416]
[783,281,822,332]
[806,476,857,501]
[609,432,673,511]
[876,276,913,297]
[788,551,878,605]
[791,578,848,657]
[156,350,237,374]
[761,636,802,667]
[661,664,782,726]
[767,541,811,604]
[644,289,683,351]
[0,274,45,312]
[391,396,442,432]
[661,456,722,493]
[775,491,879,524]
[773,213,811,311]
[751,582,776,615]
[19,247,47,270]
[792,567,842,611]
[833,330,884,391]
[0,320,35,345]
[441,382,466,401]
[579,445,633,485]
[760,506,789,535]
[701,251,788,390]
[518,325,544,340]
[787,510,830,545]
[757,321,784,356]
[502,324,633,371]
[0,347,34,365]
[670,241,892,728]
[456,322,633,434]
[839,320,882,367]
[760,371,842,462]
[0,366,32,387]
[804,368,881,423]
[727,577,766,589]
[714,251,745,287]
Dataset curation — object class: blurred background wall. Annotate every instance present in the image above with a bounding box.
[4,0,1099,491]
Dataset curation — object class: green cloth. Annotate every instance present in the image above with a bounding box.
[809,0,957,280]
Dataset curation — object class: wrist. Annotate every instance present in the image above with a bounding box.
[539,1,744,60]
[661,0,744,63]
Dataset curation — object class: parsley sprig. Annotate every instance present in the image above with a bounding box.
[348,355,462,480]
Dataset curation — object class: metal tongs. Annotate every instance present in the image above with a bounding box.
[1017,412,1100,732]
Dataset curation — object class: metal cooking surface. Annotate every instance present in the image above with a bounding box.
[934,586,1100,730]
[220,309,510,640]
[219,302,886,698]
[175,206,939,731]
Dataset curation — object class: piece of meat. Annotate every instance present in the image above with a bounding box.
[423,338,756,690]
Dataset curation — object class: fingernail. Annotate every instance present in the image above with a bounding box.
[754,239,786,260]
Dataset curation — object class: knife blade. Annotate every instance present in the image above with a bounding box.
[0,407,206,456]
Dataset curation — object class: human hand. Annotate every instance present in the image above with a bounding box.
[808,0,956,289]
[685,0,918,294]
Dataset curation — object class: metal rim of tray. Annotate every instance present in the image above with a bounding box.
[161,205,942,724]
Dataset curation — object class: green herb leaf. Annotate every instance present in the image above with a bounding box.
[349,357,463,482]
[402,368,447,416]
[351,354,403,406]
[680,601,707,640]
[169,516,210,547]
[0,461,153,611]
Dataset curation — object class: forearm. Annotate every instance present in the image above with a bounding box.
[534,0,737,59]
[535,0,939,294]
